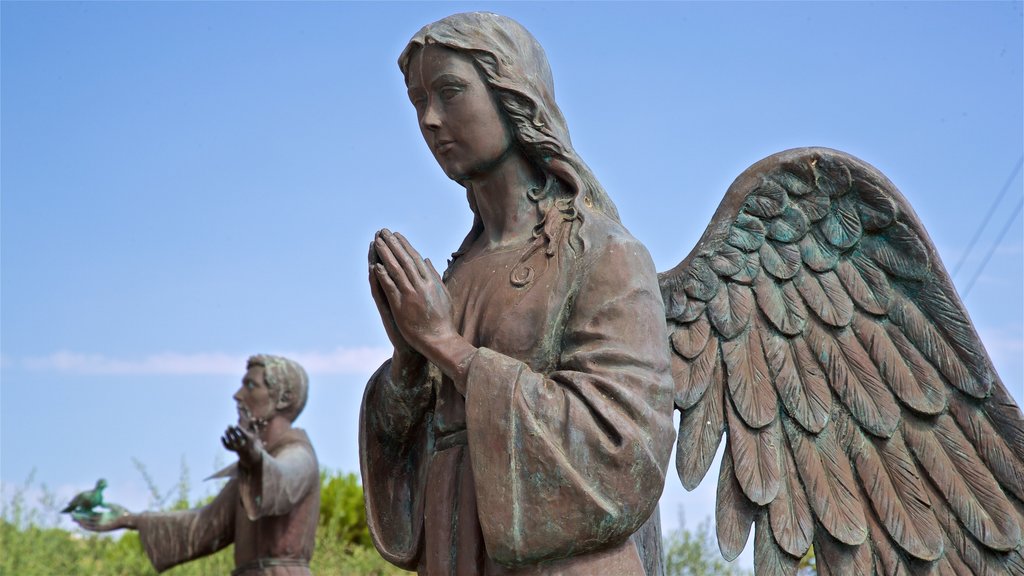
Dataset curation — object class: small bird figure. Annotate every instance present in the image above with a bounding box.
[61,478,107,515]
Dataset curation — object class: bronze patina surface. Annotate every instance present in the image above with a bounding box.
[362,12,1024,575]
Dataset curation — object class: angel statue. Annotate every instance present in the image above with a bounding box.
[360,11,1024,575]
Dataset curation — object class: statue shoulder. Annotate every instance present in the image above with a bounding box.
[577,209,656,272]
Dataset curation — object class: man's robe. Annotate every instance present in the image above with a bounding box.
[135,428,319,576]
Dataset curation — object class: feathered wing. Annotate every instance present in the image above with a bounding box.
[660,147,1024,575]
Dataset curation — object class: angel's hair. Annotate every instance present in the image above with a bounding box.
[246,354,308,422]
[399,12,620,262]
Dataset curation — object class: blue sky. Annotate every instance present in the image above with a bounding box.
[2,2,1022,568]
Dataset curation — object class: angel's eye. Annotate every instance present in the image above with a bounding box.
[440,86,462,101]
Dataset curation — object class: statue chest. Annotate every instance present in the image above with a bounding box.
[445,247,575,370]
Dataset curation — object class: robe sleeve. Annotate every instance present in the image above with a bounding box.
[238,442,319,521]
[135,480,237,573]
[358,360,433,570]
[464,234,676,567]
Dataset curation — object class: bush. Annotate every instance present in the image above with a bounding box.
[663,516,752,576]
[0,466,408,576]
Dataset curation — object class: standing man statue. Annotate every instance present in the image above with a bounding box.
[77,355,320,576]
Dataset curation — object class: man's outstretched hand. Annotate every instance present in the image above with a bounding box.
[222,425,263,469]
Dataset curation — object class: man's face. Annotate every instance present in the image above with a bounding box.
[234,365,275,429]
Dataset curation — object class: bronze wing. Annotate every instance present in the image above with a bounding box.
[660,147,1024,575]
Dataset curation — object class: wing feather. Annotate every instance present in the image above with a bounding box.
[844,417,944,560]
[783,416,867,545]
[753,273,806,336]
[671,325,718,410]
[835,256,892,316]
[799,228,840,272]
[814,531,875,576]
[860,221,930,280]
[726,394,781,505]
[716,447,757,561]
[754,511,801,576]
[865,518,916,576]
[806,318,900,438]
[744,178,788,218]
[683,256,719,301]
[933,547,971,576]
[675,350,726,490]
[985,384,1024,465]
[767,205,810,243]
[760,239,802,280]
[922,471,1024,576]
[793,268,853,327]
[728,213,767,252]
[659,148,1024,572]
[853,311,945,415]
[948,393,1024,502]
[709,242,745,276]
[819,193,863,249]
[888,292,985,398]
[763,330,830,433]
[916,281,995,388]
[768,429,815,557]
[722,325,777,428]
[770,160,815,197]
[670,314,711,360]
[852,178,897,231]
[811,155,853,197]
[904,415,1021,551]
[679,298,706,323]
[730,250,761,284]
[882,321,948,414]
[795,186,831,221]
[707,281,754,340]
[1010,551,1024,576]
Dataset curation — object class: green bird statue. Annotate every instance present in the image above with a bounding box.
[61,478,107,516]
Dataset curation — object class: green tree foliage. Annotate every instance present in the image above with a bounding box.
[799,545,817,575]
[0,466,409,576]
[663,517,752,576]
[5,470,813,576]
[319,470,373,548]
[661,516,819,576]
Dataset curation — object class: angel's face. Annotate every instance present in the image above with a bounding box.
[405,44,513,182]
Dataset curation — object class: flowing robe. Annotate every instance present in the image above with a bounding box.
[360,212,676,575]
[135,429,320,576]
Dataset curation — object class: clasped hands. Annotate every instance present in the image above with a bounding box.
[369,229,476,390]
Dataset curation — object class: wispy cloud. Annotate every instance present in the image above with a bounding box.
[20,347,390,376]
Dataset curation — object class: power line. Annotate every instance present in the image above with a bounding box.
[951,156,1024,279]
[961,196,1024,298]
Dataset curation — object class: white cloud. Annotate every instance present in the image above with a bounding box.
[20,347,390,376]
[283,348,390,375]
